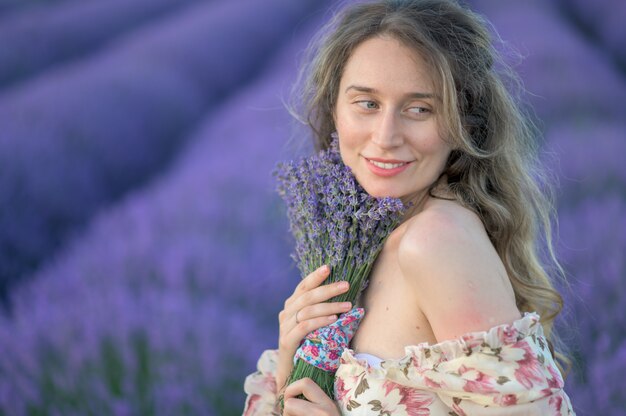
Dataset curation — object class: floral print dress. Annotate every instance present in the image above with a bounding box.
[243,312,575,415]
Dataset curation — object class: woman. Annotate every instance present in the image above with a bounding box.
[243,0,575,414]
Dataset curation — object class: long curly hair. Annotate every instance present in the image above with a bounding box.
[288,0,571,377]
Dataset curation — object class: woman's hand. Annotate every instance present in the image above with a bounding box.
[275,265,351,392]
[283,378,341,416]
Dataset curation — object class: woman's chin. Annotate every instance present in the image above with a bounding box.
[361,185,404,199]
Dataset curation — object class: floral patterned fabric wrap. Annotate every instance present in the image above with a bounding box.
[243,312,576,415]
[335,312,575,415]
[293,307,364,372]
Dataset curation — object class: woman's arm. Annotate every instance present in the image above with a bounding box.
[398,205,522,343]
[396,205,574,414]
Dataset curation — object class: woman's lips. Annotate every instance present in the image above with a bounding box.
[364,157,412,177]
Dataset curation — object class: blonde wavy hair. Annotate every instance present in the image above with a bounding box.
[289,0,571,377]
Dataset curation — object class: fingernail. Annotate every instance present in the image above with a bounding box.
[328,315,337,321]
[341,302,352,309]
[339,281,349,289]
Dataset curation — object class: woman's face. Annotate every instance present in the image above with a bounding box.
[334,35,452,202]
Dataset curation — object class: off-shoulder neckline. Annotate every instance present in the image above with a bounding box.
[342,311,543,372]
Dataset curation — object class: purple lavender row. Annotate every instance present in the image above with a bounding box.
[555,194,626,414]
[0,0,203,88]
[0,0,87,18]
[553,0,626,69]
[543,122,626,207]
[0,9,329,414]
[471,0,626,124]
[0,0,322,297]
[542,122,626,413]
[0,289,273,415]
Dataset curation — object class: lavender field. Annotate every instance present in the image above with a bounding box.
[0,0,624,414]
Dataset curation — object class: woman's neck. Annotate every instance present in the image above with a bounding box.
[398,176,454,225]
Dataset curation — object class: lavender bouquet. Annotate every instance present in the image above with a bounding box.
[274,138,405,409]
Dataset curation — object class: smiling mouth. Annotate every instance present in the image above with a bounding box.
[365,157,412,170]
[368,160,408,169]
[363,157,413,177]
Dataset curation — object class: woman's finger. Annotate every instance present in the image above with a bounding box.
[283,377,332,405]
[283,378,339,415]
[284,265,329,310]
[291,281,349,321]
[293,265,330,297]
[280,314,337,350]
[283,397,319,416]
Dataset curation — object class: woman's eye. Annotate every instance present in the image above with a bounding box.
[407,106,430,114]
[356,100,378,110]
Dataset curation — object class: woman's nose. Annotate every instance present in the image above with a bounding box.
[371,109,403,148]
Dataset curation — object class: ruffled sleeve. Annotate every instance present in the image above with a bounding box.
[242,349,281,416]
[340,312,575,415]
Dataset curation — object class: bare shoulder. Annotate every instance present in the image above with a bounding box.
[397,198,520,343]
[398,198,485,264]
[401,200,484,250]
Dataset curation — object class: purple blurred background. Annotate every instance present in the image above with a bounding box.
[0,0,624,414]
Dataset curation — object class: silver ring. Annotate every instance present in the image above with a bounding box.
[295,309,301,324]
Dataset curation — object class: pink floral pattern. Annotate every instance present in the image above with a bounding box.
[243,312,576,415]
[294,307,364,371]
[242,350,281,415]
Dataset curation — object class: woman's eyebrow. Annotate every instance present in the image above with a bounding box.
[344,84,435,99]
